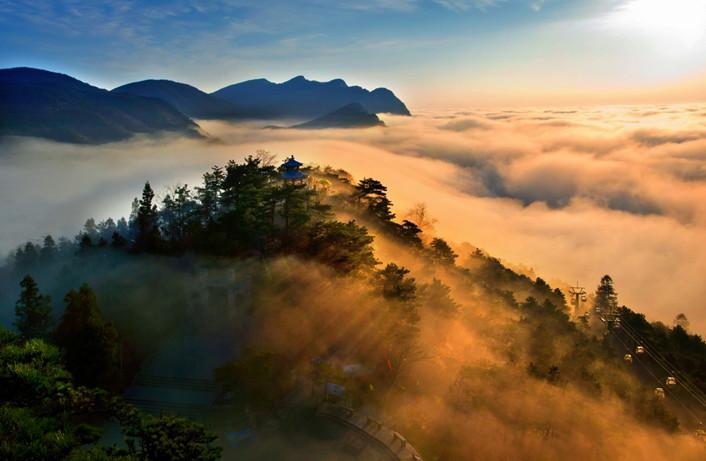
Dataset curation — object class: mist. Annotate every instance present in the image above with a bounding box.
[3,103,706,335]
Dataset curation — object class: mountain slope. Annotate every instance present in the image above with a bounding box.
[0,68,201,144]
[212,75,410,119]
[292,102,384,129]
[112,79,242,120]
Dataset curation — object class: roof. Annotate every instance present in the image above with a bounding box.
[282,156,303,168]
[281,170,307,180]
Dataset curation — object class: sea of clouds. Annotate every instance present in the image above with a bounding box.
[2,103,706,332]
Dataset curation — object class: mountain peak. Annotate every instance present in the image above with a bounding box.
[212,75,410,119]
[293,102,384,129]
[327,78,348,88]
[113,79,242,120]
[0,67,89,88]
[285,75,307,84]
[1,67,200,143]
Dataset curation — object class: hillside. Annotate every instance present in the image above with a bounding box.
[2,158,706,460]
[0,68,202,144]
[292,102,384,129]
[212,75,410,119]
[112,79,243,120]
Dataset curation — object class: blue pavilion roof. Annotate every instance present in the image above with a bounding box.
[282,157,303,168]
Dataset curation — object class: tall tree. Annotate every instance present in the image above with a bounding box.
[134,182,161,251]
[429,238,457,265]
[354,177,395,222]
[397,220,423,248]
[161,184,198,245]
[279,182,313,237]
[53,284,121,389]
[97,217,117,242]
[306,220,378,273]
[377,263,421,384]
[39,235,57,263]
[13,242,39,274]
[82,218,99,243]
[422,278,460,317]
[14,276,52,340]
[594,275,618,316]
[196,165,225,225]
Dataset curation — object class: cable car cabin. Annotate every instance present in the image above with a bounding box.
[624,354,633,363]
[612,319,621,329]
[654,387,666,399]
[666,377,677,386]
[595,307,602,314]
[581,295,587,302]
[636,346,645,354]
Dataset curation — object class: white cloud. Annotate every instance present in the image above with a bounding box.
[432,0,504,11]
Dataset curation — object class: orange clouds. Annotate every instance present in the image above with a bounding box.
[3,103,706,333]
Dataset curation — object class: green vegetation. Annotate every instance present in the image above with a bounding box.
[53,284,122,390]
[14,275,52,340]
[0,329,220,460]
[3,156,706,459]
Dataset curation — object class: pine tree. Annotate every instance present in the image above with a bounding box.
[429,238,457,265]
[134,182,161,251]
[39,235,57,263]
[14,275,52,339]
[594,275,618,316]
[397,220,423,248]
[161,184,198,245]
[53,284,120,389]
[196,165,225,224]
[354,178,395,222]
[82,218,98,243]
[13,242,39,274]
[379,263,419,323]
[422,278,459,317]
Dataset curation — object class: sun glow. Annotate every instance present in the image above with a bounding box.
[609,0,706,49]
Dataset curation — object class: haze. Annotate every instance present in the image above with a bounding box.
[3,103,706,334]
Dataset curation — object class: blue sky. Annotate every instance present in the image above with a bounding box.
[2,0,705,106]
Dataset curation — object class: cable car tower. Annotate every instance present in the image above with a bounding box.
[568,283,587,318]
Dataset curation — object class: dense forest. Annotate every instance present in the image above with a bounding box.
[2,154,706,460]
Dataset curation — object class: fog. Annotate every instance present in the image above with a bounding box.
[2,103,706,333]
[226,253,706,460]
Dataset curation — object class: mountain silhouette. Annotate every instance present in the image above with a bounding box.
[292,103,384,129]
[0,68,201,144]
[112,79,242,120]
[212,75,410,119]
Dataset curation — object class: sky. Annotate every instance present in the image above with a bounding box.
[1,0,706,107]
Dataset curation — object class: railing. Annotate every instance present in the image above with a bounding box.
[318,402,423,461]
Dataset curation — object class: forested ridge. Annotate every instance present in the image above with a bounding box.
[2,154,706,460]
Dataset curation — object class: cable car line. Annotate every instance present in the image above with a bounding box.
[619,321,706,410]
[619,323,706,408]
[612,330,702,422]
[620,320,700,394]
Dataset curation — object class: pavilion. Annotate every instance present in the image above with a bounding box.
[280,156,307,182]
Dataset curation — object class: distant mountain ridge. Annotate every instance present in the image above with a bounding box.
[112,79,242,120]
[292,103,384,129]
[0,67,411,144]
[211,75,410,119]
[0,68,201,144]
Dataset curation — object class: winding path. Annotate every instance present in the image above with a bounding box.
[318,402,424,461]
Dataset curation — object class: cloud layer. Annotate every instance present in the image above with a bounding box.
[2,103,706,333]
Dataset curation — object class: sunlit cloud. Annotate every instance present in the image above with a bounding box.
[604,0,706,49]
[4,103,706,335]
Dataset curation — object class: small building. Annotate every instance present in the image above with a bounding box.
[280,155,307,182]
